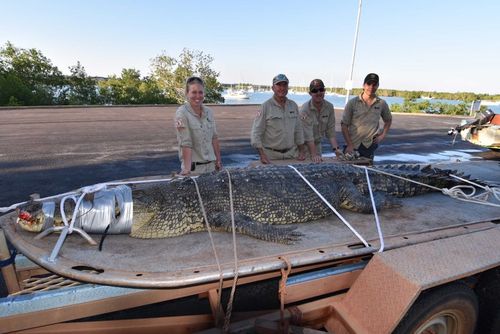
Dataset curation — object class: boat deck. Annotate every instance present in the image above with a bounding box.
[1,161,498,289]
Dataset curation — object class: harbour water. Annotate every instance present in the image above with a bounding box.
[223,91,500,113]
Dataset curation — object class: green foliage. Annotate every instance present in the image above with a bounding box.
[98,68,175,105]
[0,42,224,106]
[390,98,483,115]
[0,41,64,105]
[150,48,224,104]
[2,41,497,107]
[64,62,99,105]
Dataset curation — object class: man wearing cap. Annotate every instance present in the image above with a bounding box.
[341,73,392,160]
[251,74,305,164]
[300,79,341,162]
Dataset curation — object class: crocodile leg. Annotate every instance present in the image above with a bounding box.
[339,182,401,213]
[208,212,303,244]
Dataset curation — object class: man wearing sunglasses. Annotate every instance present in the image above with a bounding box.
[300,79,341,163]
[251,74,306,164]
[341,73,392,161]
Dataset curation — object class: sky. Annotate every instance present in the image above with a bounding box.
[1,0,499,94]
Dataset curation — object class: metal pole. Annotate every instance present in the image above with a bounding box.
[345,0,363,106]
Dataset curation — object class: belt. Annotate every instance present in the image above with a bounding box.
[193,161,214,166]
[191,161,214,172]
[264,147,292,154]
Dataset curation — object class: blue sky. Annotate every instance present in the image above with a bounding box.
[2,0,499,94]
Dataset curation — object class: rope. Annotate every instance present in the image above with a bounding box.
[288,165,369,248]
[352,165,442,192]
[363,167,385,252]
[353,165,500,208]
[191,177,224,327]
[443,174,500,208]
[1,176,185,214]
[223,169,239,334]
[278,256,292,333]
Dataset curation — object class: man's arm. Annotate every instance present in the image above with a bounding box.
[374,119,391,144]
[341,123,354,154]
[251,106,271,164]
[340,101,354,153]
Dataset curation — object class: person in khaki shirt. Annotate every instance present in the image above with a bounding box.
[251,74,305,164]
[300,79,341,163]
[175,76,222,175]
[341,73,392,160]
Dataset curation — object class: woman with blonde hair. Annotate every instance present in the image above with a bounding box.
[175,76,222,175]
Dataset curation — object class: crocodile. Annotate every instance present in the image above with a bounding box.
[16,163,471,243]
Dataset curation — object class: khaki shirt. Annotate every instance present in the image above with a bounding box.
[175,103,218,163]
[251,97,304,150]
[300,99,336,144]
[341,95,391,149]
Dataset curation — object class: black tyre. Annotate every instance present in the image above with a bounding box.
[393,282,478,334]
[489,312,500,334]
[475,267,500,334]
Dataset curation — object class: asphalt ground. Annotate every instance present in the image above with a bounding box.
[0,104,494,209]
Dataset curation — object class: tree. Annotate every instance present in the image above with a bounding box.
[0,41,64,105]
[150,48,224,103]
[98,68,175,105]
[64,61,99,105]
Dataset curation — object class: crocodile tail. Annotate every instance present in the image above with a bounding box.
[369,164,482,197]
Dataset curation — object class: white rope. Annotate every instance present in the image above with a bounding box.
[442,174,500,208]
[288,165,369,248]
[363,167,384,252]
[353,165,500,208]
[48,185,105,262]
[190,177,224,326]
[1,176,187,214]
[352,164,442,192]
[223,169,239,333]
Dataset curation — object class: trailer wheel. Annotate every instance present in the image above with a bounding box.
[489,312,500,334]
[393,283,478,334]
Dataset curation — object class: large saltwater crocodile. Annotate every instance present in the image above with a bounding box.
[16,163,470,243]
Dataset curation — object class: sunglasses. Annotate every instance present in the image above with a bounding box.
[310,87,325,94]
[186,76,204,85]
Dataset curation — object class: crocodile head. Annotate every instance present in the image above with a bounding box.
[16,201,65,233]
[16,202,45,232]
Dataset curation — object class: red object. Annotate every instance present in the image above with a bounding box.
[18,211,32,221]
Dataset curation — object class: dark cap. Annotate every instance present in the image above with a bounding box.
[363,73,379,85]
[272,74,289,85]
[309,79,325,91]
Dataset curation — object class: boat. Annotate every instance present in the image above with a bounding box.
[223,89,250,100]
[449,109,500,150]
[481,100,500,106]
[1,161,500,333]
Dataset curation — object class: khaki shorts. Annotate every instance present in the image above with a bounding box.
[181,161,216,175]
[263,146,299,160]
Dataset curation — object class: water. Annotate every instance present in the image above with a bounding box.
[223,91,500,113]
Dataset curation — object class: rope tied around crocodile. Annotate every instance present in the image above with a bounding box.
[193,170,240,332]
[353,165,500,208]
[222,168,239,333]
[191,176,224,327]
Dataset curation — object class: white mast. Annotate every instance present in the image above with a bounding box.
[345,0,363,106]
